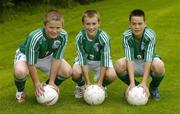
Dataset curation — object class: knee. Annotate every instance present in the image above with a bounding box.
[109,75,116,82]
[105,70,116,82]
[14,66,28,79]
[72,69,82,80]
[151,59,165,76]
[65,67,73,77]
[114,58,126,73]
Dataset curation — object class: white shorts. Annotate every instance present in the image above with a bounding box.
[14,49,26,64]
[14,49,52,75]
[134,59,144,76]
[74,57,113,81]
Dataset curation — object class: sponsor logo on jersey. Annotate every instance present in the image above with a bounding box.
[89,54,94,60]
[137,55,142,60]
[93,43,100,52]
[52,40,61,49]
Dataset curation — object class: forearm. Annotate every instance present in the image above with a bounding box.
[49,59,61,84]
[28,64,40,87]
[77,40,88,65]
[142,62,151,84]
[82,65,90,85]
[98,67,106,85]
[127,61,135,85]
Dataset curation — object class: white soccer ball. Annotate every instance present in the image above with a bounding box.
[36,85,59,106]
[126,86,148,105]
[83,85,105,105]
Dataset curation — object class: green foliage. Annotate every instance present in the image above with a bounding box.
[76,0,103,5]
[0,0,14,22]
[0,0,103,22]
[43,0,77,8]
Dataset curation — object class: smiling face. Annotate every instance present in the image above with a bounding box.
[45,20,62,39]
[83,16,100,38]
[128,9,146,40]
[43,10,64,39]
[129,16,146,40]
[82,10,100,39]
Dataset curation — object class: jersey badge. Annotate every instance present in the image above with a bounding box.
[93,43,100,52]
[89,54,94,60]
[137,55,142,60]
[52,40,61,49]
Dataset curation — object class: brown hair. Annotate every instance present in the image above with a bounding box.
[129,9,145,21]
[43,9,64,25]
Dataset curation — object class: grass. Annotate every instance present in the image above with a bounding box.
[0,0,180,113]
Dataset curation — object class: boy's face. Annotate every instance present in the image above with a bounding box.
[45,20,62,39]
[129,16,146,39]
[83,16,100,38]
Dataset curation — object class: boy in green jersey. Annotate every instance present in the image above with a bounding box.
[72,10,116,98]
[14,10,72,103]
[114,9,165,100]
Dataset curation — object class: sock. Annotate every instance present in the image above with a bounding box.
[14,74,27,92]
[46,75,68,86]
[102,78,111,87]
[72,74,85,86]
[150,72,164,90]
[117,71,139,86]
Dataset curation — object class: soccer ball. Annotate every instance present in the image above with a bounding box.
[83,85,105,105]
[126,86,148,105]
[36,85,59,106]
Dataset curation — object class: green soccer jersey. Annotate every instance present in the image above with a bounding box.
[19,28,68,64]
[123,27,156,62]
[76,28,111,67]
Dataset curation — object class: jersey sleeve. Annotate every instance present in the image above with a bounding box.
[99,31,111,67]
[26,32,42,65]
[76,32,88,66]
[123,33,134,61]
[53,31,68,59]
[144,29,156,62]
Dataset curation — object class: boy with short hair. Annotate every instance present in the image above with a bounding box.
[114,9,165,100]
[14,9,72,103]
[72,10,116,98]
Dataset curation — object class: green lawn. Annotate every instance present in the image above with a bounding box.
[0,0,180,113]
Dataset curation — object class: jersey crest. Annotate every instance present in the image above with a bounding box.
[52,40,61,49]
[137,55,142,59]
[93,43,100,52]
[89,54,95,60]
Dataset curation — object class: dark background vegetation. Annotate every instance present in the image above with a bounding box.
[0,0,102,22]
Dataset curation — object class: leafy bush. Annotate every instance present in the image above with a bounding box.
[43,0,77,8]
[76,0,103,5]
[0,0,103,23]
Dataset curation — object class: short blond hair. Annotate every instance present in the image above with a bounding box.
[82,10,100,23]
[43,9,64,25]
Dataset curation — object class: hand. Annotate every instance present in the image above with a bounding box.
[85,83,90,88]
[138,83,150,97]
[86,81,91,86]
[35,83,44,97]
[48,81,59,94]
[97,83,103,89]
[97,80,103,87]
[129,83,136,89]
[126,83,135,96]
[84,83,91,93]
